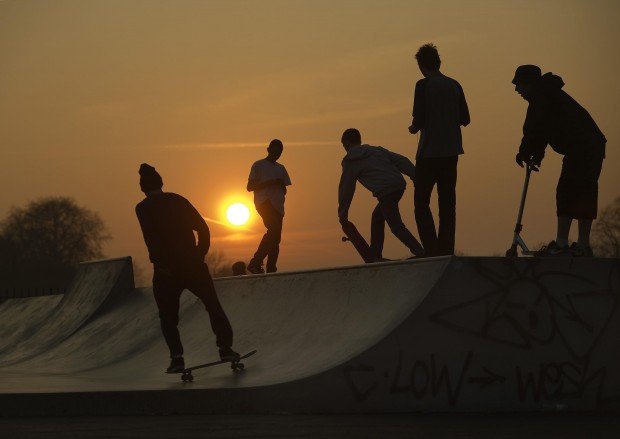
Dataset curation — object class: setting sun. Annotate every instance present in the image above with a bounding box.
[226,202,250,226]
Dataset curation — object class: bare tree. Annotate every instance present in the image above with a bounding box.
[132,260,148,288]
[206,248,233,278]
[0,197,110,289]
[592,196,620,257]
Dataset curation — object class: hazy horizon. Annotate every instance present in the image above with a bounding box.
[1,0,618,279]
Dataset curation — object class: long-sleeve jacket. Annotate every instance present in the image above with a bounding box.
[519,72,606,160]
[338,144,415,219]
[135,192,210,268]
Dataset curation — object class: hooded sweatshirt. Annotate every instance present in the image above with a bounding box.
[338,144,416,219]
[519,72,606,159]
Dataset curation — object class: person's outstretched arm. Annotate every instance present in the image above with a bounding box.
[338,164,358,222]
[516,97,549,167]
[384,148,416,180]
[281,166,292,195]
[136,205,165,265]
[247,179,280,192]
[184,199,211,258]
[409,79,427,134]
[457,81,470,127]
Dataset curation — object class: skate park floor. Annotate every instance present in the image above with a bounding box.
[1,256,619,420]
[1,413,619,439]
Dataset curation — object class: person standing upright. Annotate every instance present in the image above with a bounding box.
[246,139,292,274]
[409,43,470,256]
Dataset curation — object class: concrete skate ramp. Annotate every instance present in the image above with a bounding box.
[0,257,134,367]
[0,295,63,355]
[0,256,618,415]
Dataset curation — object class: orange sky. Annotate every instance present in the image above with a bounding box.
[1,0,618,279]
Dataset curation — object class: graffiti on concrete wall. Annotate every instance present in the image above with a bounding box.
[430,259,618,361]
[342,259,619,407]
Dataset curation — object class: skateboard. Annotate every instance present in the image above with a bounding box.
[180,350,257,382]
[341,220,376,263]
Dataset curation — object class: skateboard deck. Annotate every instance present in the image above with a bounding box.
[341,220,375,263]
[180,350,257,382]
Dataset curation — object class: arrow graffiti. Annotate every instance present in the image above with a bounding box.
[468,367,506,389]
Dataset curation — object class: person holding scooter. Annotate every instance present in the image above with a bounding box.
[512,65,606,257]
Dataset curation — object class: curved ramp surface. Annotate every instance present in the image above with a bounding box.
[0,256,618,415]
[0,257,134,367]
[0,295,63,355]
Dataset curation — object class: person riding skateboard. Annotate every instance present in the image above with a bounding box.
[135,163,239,373]
[338,128,425,260]
[512,65,606,257]
[409,43,470,257]
[246,139,292,274]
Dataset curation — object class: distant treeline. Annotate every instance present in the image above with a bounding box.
[0,196,109,297]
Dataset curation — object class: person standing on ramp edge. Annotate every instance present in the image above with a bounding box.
[135,164,239,373]
[409,43,470,256]
[246,139,292,274]
[338,128,425,260]
[512,65,606,256]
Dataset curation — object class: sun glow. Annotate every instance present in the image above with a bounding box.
[226,202,251,226]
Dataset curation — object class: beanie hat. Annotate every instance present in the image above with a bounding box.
[512,65,542,85]
[139,163,163,192]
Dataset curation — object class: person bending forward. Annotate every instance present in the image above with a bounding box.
[135,163,239,373]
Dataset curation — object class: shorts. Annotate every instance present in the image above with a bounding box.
[556,143,604,220]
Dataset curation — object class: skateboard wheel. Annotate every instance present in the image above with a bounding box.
[181,372,193,382]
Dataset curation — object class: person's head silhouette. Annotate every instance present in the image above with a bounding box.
[232,261,247,276]
[139,163,163,195]
[512,64,542,101]
[341,128,362,151]
[415,43,441,77]
[267,139,284,162]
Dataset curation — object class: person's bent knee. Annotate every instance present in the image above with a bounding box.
[387,220,407,235]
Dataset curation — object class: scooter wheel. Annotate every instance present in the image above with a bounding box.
[505,248,517,257]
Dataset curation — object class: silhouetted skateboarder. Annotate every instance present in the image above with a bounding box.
[512,65,606,257]
[409,43,470,257]
[135,163,239,373]
[338,128,424,260]
[246,139,292,274]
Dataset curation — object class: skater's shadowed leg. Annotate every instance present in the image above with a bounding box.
[185,262,233,349]
[380,190,424,256]
[437,156,458,255]
[153,269,184,358]
[370,202,386,260]
[414,160,439,256]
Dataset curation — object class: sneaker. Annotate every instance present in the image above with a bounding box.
[266,266,277,274]
[166,356,185,374]
[569,243,594,257]
[535,241,570,257]
[247,259,264,274]
[219,347,240,362]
